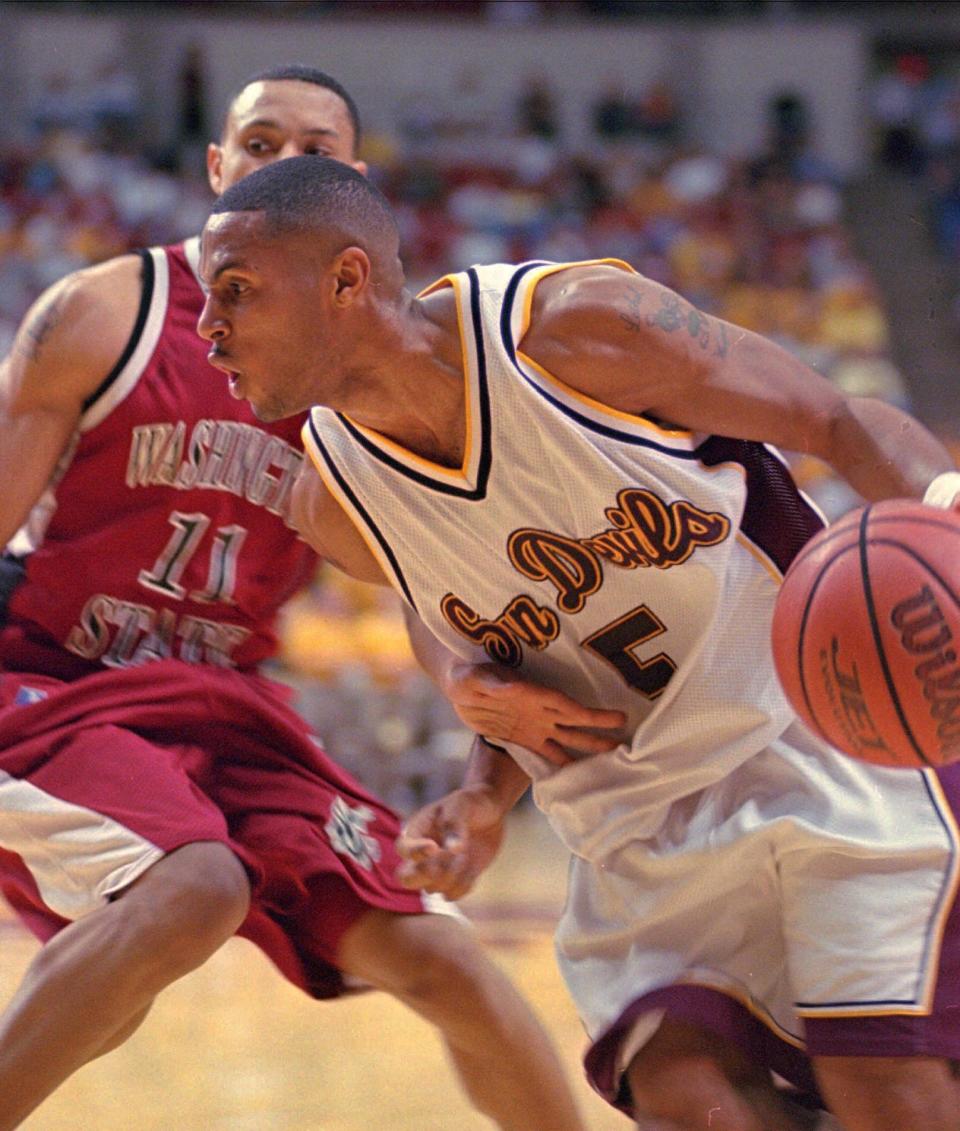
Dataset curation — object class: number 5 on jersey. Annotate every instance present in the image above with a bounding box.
[582,604,677,699]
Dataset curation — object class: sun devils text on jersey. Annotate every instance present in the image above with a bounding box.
[303,260,826,847]
[1,238,316,676]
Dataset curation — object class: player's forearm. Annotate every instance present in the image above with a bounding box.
[463,737,531,814]
[824,396,955,502]
[0,401,77,548]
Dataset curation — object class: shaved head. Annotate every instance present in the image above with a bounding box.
[211,154,400,262]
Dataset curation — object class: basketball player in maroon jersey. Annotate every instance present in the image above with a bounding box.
[0,68,588,1131]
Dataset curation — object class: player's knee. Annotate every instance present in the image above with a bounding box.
[165,843,250,933]
[124,842,250,963]
[352,911,500,1010]
[403,926,496,1005]
[627,1050,761,1131]
[815,1054,958,1125]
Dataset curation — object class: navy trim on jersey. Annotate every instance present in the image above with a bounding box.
[81,249,155,413]
[334,268,493,501]
[498,261,548,367]
[305,417,418,612]
[466,265,494,496]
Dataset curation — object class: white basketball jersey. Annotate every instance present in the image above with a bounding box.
[303,261,827,853]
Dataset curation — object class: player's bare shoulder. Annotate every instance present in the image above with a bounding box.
[523,262,639,347]
[520,262,731,416]
[3,253,146,413]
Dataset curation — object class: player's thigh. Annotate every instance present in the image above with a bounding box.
[0,726,234,926]
[336,906,483,999]
[774,729,956,1023]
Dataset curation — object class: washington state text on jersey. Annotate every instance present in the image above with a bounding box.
[126,419,303,524]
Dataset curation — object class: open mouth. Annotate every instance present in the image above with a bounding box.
[208,350,243,394]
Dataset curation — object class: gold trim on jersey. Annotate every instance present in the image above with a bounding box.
[669,975,806,1049]
[735,531,783,584]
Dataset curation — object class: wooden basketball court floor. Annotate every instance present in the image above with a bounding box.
[0,807,630,1131]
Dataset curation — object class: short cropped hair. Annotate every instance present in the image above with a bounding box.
[225,64,362,151]
[211,154,397,246]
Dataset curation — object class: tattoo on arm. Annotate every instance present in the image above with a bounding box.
[618,285,645,331]
[17,292,66,363]
[649,291,686,334]
[619,286,729,357]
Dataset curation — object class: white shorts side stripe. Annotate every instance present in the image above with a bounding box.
[0,770,164,921]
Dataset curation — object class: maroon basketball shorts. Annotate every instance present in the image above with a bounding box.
[0,659,429,998]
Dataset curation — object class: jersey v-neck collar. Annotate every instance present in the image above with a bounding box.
[335,267,492,500]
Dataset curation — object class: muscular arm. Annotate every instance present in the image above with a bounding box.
[521,267,955,498]
[0,255,143,547]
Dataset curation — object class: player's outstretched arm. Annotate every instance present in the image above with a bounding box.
[403,607,625,765]
[520,265,956,503]
[0,255,142,547]
[397,736,529,899]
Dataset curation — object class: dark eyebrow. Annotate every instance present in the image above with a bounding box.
[209,260,249,284]
[239,117,339,138]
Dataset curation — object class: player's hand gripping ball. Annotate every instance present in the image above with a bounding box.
[772,500,960,769]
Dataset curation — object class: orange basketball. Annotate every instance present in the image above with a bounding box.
[771,499,960,769]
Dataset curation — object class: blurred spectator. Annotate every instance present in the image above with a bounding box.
[441,67,489,141]
[29,74,82,139]
[87,58,141,152]
[592,79,636,141]
[401,67,489,148]
[768,91,809,164]
[398,89,445,149]
[176,44,209,171]
[515,75,559,141]
[634,80,681,147]
[871,53,928,173]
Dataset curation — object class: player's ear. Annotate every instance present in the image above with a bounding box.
[330,247,371,307]
[207,143,224,195]
[350,159,369,178]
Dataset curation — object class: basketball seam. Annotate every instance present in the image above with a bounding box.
[795,551,840,749]
[858,506,933,768]
[788,510,960,574]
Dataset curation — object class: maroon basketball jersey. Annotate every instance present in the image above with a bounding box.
[3,238,316,673]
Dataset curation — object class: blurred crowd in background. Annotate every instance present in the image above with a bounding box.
[872,49,960,263]
[0,34,950,804]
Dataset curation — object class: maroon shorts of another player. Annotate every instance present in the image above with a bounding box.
[0,658,427,999]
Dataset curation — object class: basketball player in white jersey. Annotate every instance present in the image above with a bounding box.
[0,72,587,1131]
[199,154,960,1131]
